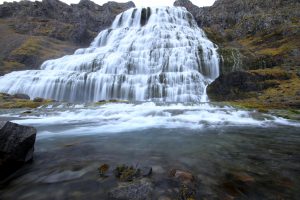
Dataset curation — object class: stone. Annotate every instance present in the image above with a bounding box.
[33,97,44,102]
[12,93,30,100]
[0,121,36,180]
[108,179,153,200]
[178,184,196,200]
[232,172,255,183]
[98,164,109,177]
[207,70,286,101]
[114,164,141,182]
[142,167,152,177]
[22,110,32,114]
[169,169,195,183]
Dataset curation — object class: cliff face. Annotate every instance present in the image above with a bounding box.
[0,0,134,75]
[175,0,300,109]
[175,0,300,71]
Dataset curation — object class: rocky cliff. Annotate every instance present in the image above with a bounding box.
[175,0,300,109]
[175,0,300,71]
[0,0,134,75]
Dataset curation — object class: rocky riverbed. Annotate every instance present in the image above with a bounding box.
[0,103,299,199]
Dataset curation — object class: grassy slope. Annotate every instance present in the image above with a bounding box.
[0,19,78,75]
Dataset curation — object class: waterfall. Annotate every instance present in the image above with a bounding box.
[0,7,220,103]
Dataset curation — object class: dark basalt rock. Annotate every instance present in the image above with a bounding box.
[207,71,283,101]
[0,121,36,180]
[33,97,44,102]
[12,93,30,100]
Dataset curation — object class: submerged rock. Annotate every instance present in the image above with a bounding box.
[169,169,195,184]
[0,121,36,180]
[98,164,109,177]
[114,164,141,182]
[108,178,153,200]
[113,164,153,181]
[178,183,196,200]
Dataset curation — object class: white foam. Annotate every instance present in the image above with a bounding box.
[5,103,298,137]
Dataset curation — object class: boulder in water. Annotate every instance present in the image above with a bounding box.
[0,121,36,180]
[169,169,195,183]
[108,178,153,200]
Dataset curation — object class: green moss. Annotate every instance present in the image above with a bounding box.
[178,184,196,200]
[1,61,25,72]
[0,93,52,109]
[114,165,141,182]
[203,27,225,44]
[11,37,43,56]
[250,67,291,80]
[257,43,296,56]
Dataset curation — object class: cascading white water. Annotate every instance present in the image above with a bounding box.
[0,6,220,103]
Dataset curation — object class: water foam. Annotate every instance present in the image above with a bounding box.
[5,103,298,137]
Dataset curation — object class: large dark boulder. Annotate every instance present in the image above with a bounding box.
[0,121,36,180]
[207,71,286,101]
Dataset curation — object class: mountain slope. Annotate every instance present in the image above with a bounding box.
[0,0,135,75]
[175,0,300,71]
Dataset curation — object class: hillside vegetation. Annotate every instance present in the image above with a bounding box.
[0,0,134,74]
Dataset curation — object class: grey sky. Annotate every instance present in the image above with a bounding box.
[0,0,216,7]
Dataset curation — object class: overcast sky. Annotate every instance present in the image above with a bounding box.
[0,0,216,7]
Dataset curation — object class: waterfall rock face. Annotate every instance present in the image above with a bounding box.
[0,7,220,103]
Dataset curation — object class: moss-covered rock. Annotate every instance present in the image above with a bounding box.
[208,67,300,109]
[114,165,141,182]
[0,93,52,109]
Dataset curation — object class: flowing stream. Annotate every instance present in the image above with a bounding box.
[0,102,300,199]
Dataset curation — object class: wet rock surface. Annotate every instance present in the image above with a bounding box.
[0,121,36,180]
[207,71,280,101]
[108,178,153,200]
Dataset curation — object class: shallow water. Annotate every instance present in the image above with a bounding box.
[0,103,300,199]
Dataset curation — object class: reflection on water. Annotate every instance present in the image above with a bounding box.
[0,103,299,199]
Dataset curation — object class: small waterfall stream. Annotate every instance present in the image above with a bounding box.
[0,7,220,103]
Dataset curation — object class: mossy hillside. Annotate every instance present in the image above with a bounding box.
[10,36,77,60]
[0,18,78,74]
[12,18,75,41]
[200,0,300,72]
[11,37,43,57]
[0,61,26,75]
